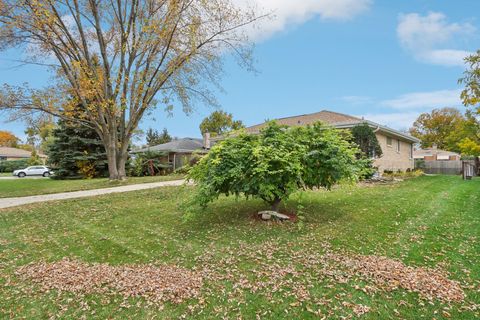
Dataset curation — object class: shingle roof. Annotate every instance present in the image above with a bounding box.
[132,138,206,154]
[0,147,47,158]
[241,110,419,143]
[245,110,362,134]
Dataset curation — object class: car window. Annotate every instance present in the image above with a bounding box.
[27,167,34,170]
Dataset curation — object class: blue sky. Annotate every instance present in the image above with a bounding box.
[1,0,479,142]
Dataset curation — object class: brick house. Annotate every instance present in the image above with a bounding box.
[213,110,420,173]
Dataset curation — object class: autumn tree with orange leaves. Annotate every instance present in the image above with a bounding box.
[0,0,264,179]
[0,130,19,147]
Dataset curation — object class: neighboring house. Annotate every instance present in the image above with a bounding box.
[211,110,419,173]
[413,145,461,161]
[0,147,47,162]
[132,138,208,170]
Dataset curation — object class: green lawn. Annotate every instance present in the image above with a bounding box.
[0,175,184,198]
[0,175,478,319]
[0,172,11,177]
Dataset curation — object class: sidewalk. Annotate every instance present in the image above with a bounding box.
[0,180,185,209]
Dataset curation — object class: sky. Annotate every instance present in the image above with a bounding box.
[1,0,479,142]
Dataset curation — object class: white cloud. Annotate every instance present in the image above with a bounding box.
[346,88,463,129]
[234,0,372,41]
[381,89,462,110]
[397,12,476,66]
[422,49,473,67]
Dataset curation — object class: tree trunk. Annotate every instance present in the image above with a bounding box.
[106,144,119,180]
[116,150,128,180]
[270,197,281,212]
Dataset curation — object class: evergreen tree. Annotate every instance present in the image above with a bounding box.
[47,120,108,179]
[146,128,172,146]
[351,123,383,158]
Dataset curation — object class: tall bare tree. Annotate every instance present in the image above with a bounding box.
[0,0,262,179]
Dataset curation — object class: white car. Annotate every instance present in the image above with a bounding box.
[13,166,53,178]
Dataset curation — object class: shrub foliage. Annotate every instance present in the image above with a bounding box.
[0,159,29,173]
[189,122,361,211]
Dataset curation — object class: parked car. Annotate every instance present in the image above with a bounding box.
[13,166,53,178]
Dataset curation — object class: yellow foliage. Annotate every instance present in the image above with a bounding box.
[458,138,480,157]
[76,154,97,179]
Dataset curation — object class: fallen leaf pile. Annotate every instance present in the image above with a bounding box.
[12,240,470,318]
[16,258,203,304]
[326,253,465,302]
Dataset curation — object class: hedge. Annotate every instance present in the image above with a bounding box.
[0,159,30,173]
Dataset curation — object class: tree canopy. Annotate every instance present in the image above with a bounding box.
[409,107,479,153]
[199,110,244,136]
[351,123,382,158]
[146,128,172,147]
[0,130,19,147]
[458,51,480,156]
[460,50,480,112]
[189,122,361,212]
[0,0,263,179]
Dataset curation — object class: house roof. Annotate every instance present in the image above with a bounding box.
[0,147,47,159]
[244,110,362,134]
[241,110,420,143]
[413,148,460,158]
[132,138,206,154]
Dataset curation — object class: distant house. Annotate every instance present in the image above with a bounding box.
[132,138,208,170]
[0,147,47,162]
[211,110,420,173]
[414,145,461,161]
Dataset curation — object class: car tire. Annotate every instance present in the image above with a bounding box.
[43,172,50,177]
[18,172,26,178]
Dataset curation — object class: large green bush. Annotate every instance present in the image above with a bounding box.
[0,159,29,173]
[189,121,362,211]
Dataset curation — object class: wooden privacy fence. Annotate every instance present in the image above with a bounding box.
[415,159,478,176]
[415,160,462,175]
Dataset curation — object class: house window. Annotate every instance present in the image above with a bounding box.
[386,137,392,147]
[396,140,401,152]
[409,145,413,159]
[0,156,6,160]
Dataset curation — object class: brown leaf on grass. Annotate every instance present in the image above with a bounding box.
[325,253,465,302]
[16,258,202,304]
[352,304,371,316]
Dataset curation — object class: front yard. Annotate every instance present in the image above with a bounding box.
[0,175,184,198]
[0,175,478,319]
